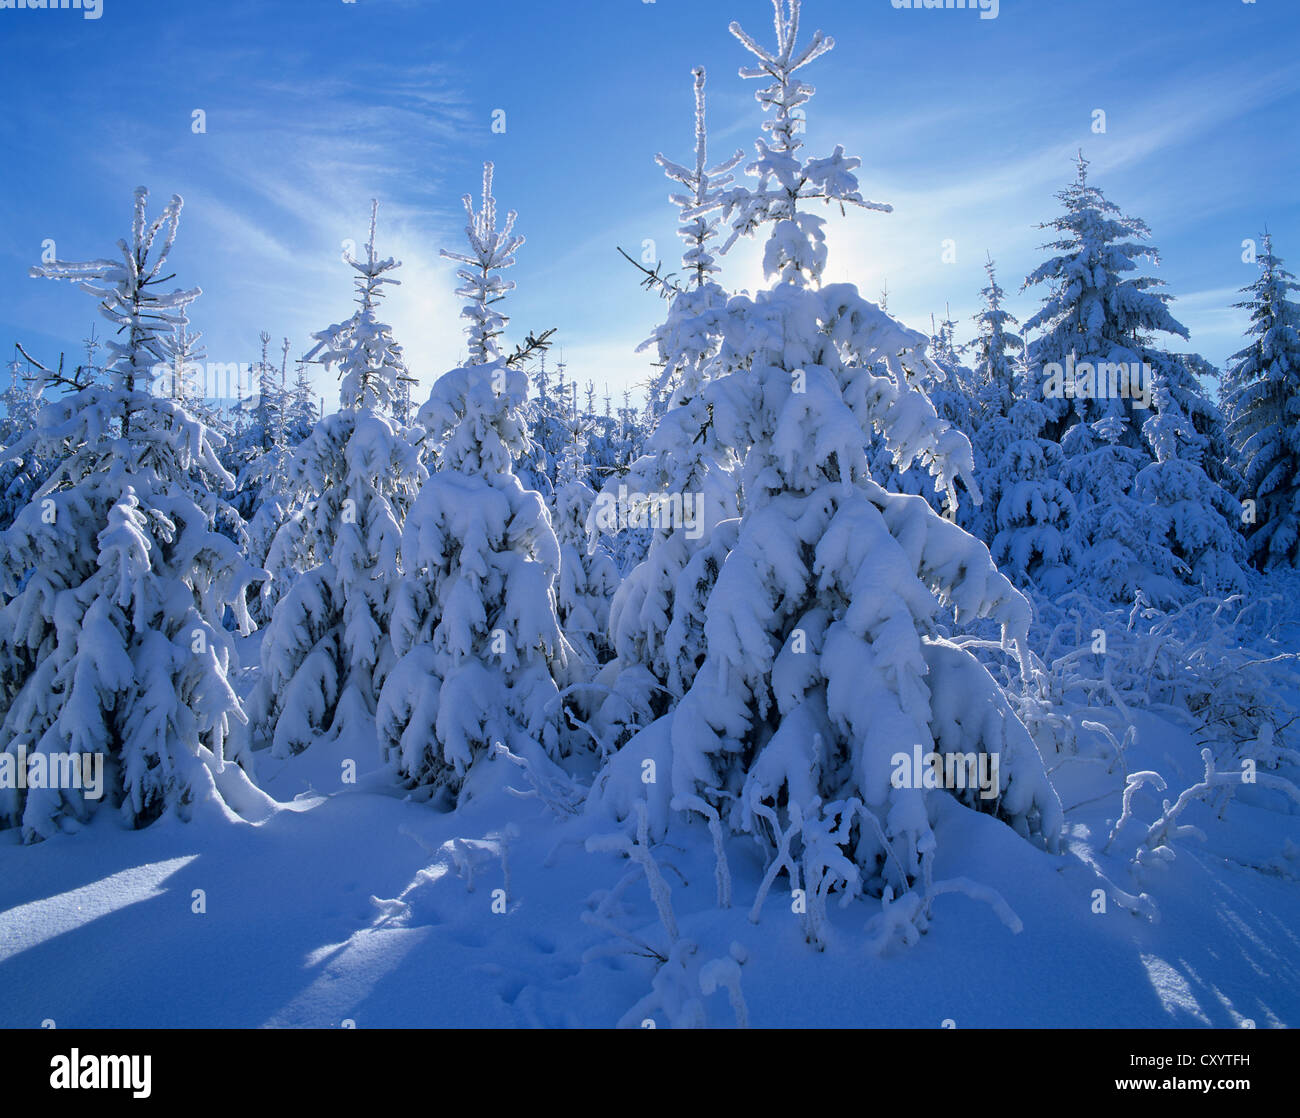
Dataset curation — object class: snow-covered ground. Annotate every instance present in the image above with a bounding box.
[2,627,1295,1029]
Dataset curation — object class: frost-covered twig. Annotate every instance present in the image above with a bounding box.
[1081,719,1134,779]
[615,246,685,298]
[504,327,557,369]
[586,800,678,943]
[1140,748,1300,861]
[699,944,750,1027]
[1104,770,1167,853]
[747,799,803,925]
[491,741,585,818]
[672,793,731,909]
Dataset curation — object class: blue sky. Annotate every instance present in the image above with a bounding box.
[2,0,1297,411]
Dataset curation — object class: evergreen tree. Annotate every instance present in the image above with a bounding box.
[378,363,577,800]
[970,257,1022,420]
[3,187,264,840]
[1024,154,1246,599]
[552,402,619,667]
[521,355,573,501]
[962,263,1075,590]
[1059,414,1172,604]
[0,355,42,447]
[286,357,319,443]
[588,67,747,744]
[975,337,1077,592]
[225,331,287,531]
[236,338,298,625]
[0,355,50,533]
[252,202,426,755]
[379,169,577,800]
[606,3,1061,912]
[1223,234,1300,568]
[1136,380,1247,596]
[1023,152,1187,443]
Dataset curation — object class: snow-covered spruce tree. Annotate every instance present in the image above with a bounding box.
[596,2,1061,919]
[251,202,426,755]
[393,342,415,428]
[378,361,579,802]
[1023,152,1190,443]
[157,321,249,559]
[925,307,976,431]
[161,321,223,439]
[163,321,205,409]
[1134,380,1247,596]
[969,258,1022,423]
[219,333,277,527]
[975,340,1077,594]
[1059,367,1245,606]
[1058,414,1178,604]
[442,159,562,502]
[1223,234,1300,568]
[588,389,743,750]
[2,188,265,840]
[1,356,42,446]
[591,393,654,576]
[519,355,575,501]
[250,332,284,451]
[286,357,320,443]
[377,164,578,801]
[640,66,744,415]
[712,0,977,528]
[961,265,1076,590]
[1024,153,1244,599]
[237,337,299,625]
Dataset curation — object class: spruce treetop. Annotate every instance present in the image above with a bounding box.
[1024,152,1188,360]
[706,0,890,287]
[441,162,523,365]
[654,67,745,288]
[305,200,408,415]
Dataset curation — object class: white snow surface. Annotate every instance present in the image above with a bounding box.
[1,621,1297,1028]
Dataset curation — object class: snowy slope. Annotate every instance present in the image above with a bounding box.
[2,645,1295,1028]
